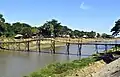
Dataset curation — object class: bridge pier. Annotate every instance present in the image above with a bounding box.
[18,42,20,50]
[115,45,118,51]
[50,39,56,54]
[78,44,82,56]
[27,41,30,52]
[66,43,70,55]
[95,44,98,54]
[105,45,108,53]
[38,39,41,53]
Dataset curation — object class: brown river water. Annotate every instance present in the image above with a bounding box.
[0,41,116,77]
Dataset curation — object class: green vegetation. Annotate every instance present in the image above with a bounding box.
[27,56,99,77]
[0,13,113,38]
[111,19,120,36]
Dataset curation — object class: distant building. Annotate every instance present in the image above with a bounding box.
[83,35,88,38]
[61,34,70,38]
[14,34,23,39]
[66,35,70,38]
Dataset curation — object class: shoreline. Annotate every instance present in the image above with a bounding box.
[25,45,120,77]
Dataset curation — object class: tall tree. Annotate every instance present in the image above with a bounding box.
[20,27,32,38]
[96,33,100,38]
[12,22,31,34]
[0,14,5,36]
[31,27,39,34]
[111,19,120,36]
[12,22,23,34]
[86,31,96,38]
[101,33,107,38]
[4,23,15,37]
[40,19,62,37]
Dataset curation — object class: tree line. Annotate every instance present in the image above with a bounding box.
[0,14,113,38]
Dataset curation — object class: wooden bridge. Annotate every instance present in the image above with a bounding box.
[0,38,119,56]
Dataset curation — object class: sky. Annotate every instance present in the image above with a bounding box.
[0,0,120,34]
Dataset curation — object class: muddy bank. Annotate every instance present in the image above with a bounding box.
[92,58,120,77]
[66,60,106,77]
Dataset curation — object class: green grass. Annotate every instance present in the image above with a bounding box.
[26,46,120,77]
[26,56,100,77]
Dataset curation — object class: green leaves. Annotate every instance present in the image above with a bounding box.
[111,19,120,36]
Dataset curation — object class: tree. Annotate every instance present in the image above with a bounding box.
[31,27,39,35]
[12,22,31,34]
[86,31,96,38]
[4,23,15,37]
[12,22,23,34]
[73,30,81,37]
[40,19,63,37]
[111,19,120,36]
[101,33,107,38]
[0,14,5,36]
[96,33,100,38]
[20,27,32,38]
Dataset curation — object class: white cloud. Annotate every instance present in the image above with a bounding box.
[80,2,90,10]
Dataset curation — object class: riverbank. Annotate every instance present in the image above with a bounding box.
[26,56,101,77]
[25,46,120,77]
[92,57,120,77]
[65,47,120,77]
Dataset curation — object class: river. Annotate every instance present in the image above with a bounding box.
[0,41,117,77]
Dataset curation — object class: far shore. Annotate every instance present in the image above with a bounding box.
[1,37,120,43]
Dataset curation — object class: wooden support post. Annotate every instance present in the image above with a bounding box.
[53,39,55,54]
[2,43,5,52]
[105,45,107,53]
[66,43,70,55]
[27,41,29,52]
[38,39,41,53]
[18,42,20,50]
[78,44,82,56]
[115,45,117,51]
[78,39,80,43]
[8,43,10,50]
[50,39,52,53]
[95,44,98,54]
[113,46,115,52]
[12,43,15,50]
[0,42,1,51]
[50,38,55,54]
[14,41,16,50]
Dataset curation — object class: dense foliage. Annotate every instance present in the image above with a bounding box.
[111,19,120,36]
[0,14,112,38]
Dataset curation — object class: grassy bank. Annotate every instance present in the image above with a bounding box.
[25,46,120,77]
[25,56,100,77]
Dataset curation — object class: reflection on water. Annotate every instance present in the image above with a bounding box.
[0,41,118,77]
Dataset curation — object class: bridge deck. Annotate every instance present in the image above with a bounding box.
[0,40,120,45]
[69,43,120,45]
